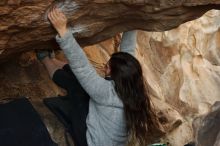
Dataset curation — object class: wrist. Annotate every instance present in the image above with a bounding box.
[58,28,68,38]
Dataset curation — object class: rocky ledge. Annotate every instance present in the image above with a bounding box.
[1,0,220,62]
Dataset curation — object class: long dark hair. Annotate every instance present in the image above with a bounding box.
[109,52,160,145]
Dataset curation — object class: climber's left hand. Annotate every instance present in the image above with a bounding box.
[48,7,68,37]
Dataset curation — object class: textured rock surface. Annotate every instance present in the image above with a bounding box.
[138,9,220,116]
[1,0,220,62]
[136,10,220,146]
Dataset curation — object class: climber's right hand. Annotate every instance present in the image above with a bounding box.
[48,7,68,38]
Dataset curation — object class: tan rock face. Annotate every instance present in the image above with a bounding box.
[1,0,220,62]
[139,10,220,114]
[136,10,220,146]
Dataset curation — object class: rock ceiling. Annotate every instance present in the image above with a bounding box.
[1,0,220,62]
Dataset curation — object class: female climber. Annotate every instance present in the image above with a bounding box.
[38,7,160,146]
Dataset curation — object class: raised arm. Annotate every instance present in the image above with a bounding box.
[48,8,112,104]
[120,30,137,55]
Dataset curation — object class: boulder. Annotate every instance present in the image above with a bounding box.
[193,101,220,146]
[1,0,220,62]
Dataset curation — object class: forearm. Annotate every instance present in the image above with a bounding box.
[56,30,96,80]
[48,8,111,104]
[120,30,137,56]
[56,30,110,103]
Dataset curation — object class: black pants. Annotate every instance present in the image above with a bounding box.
[52,64,89,146]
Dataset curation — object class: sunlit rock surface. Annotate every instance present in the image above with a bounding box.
[1,0,220,62]
[1,8,220,146]
[136,10,220,146]
[139,9,220,117]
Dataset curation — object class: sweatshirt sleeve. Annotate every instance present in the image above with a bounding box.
[119,30,137,56]
[56,30,112,104]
